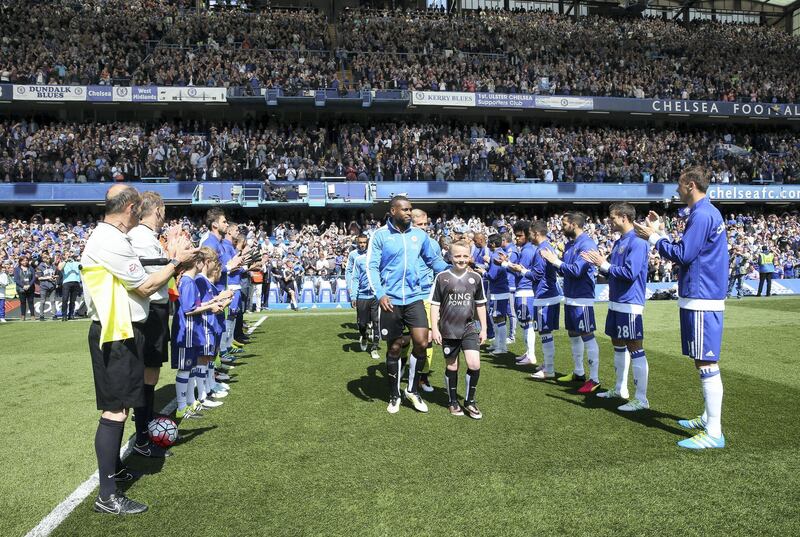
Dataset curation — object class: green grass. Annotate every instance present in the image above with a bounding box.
[2,299,800,537]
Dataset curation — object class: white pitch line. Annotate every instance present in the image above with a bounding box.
[246,314,268,335]
[25,397,177,537]
[26,314,270,536]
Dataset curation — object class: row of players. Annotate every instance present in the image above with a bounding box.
[347,167,728,449]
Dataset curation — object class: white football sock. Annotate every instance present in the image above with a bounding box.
[525,326,537,362]
[700,364,723,437]
[584,334,600,383]
[569,336,585,376]
[613,346,631,396]
[630,349,648,405]
[540,333,555,375]
[207,362,215,389]
[186,371,197,406]
[176,370,190,410]
[197,365,208,401]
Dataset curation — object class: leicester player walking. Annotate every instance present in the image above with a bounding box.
[346,234,369,336]
[583,203,650,411]
[635,167,729,449]
[540,212,600,387]
[349,245,381,360]
[366,196,449,414]
[430,241,487,419]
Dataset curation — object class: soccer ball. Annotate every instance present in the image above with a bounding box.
[148,416,179,448]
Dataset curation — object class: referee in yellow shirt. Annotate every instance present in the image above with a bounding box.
[82,185,196,515]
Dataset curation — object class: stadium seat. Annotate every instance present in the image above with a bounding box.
[268,285,280,304]
[336,279,350,303]
[300,280,316,303]
[318,281,333,303]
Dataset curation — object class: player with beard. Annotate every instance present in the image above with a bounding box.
[540,212,601,389]
[366,196,449,414]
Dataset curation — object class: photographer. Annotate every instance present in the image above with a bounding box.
[59,250,82,321]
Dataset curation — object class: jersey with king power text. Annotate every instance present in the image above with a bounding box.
[430,269,487,339]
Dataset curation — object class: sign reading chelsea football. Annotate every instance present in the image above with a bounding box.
[13,85,87,101]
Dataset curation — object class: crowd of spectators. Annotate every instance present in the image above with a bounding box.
[1,118,798,184]
[2,207,798,319]
[342,9,800,103]
[2,3,799,103]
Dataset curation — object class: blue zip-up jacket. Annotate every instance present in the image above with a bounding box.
[510,242,536,296]
[653,197,729,310]
[486,248,510,297]
[349,254,375,300]
[604,230,648,313]
[417,236,441,295]
[366,220,449,305]
[200,233,230,287]
[345,247,364,292]
[558,233,598,303]
[505,243,518,291]
[523,240,562,305]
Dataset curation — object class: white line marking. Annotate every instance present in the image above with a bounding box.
[25,397,177,537]
[247,315,268,335]
[25,315,269,535]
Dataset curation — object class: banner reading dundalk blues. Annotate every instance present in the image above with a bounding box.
[13,85,87,101]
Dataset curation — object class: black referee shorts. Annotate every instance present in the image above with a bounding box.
[142,302,170,368]
[356,298,378,327]
[89,321,146,411]
[379,299,428,342]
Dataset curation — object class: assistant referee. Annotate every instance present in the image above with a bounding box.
[82,185,195,515]
[128,191,173,456]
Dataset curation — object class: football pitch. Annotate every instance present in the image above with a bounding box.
[2,298,800,537]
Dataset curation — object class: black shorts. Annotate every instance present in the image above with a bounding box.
[356,298,378,326]
[441,330,480,361]
[142,302,170,368]
[89,321,146,411]
[379,300,428,342]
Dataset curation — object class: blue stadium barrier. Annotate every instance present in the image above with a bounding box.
[259,279,800,310]
[300,280,316,303]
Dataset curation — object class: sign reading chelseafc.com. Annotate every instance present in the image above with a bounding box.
[10,85,227,103]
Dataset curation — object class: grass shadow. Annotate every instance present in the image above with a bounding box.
[546,390,688,437]
[346,363,386,402]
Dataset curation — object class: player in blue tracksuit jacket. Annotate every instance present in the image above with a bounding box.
[349,251,379,355]
[635,167,729,449]
[512,221,562,380]
[485,234,511,354]
[346,233,369,304]
[540,212,600,387]
[584,203,650,411]
[502,221,538,366]
[366,196,449,414]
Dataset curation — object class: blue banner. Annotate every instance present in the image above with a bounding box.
[476,92,535,108]
[0,83,11,100]
[132,86,158,102]
[86,85,112,102]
